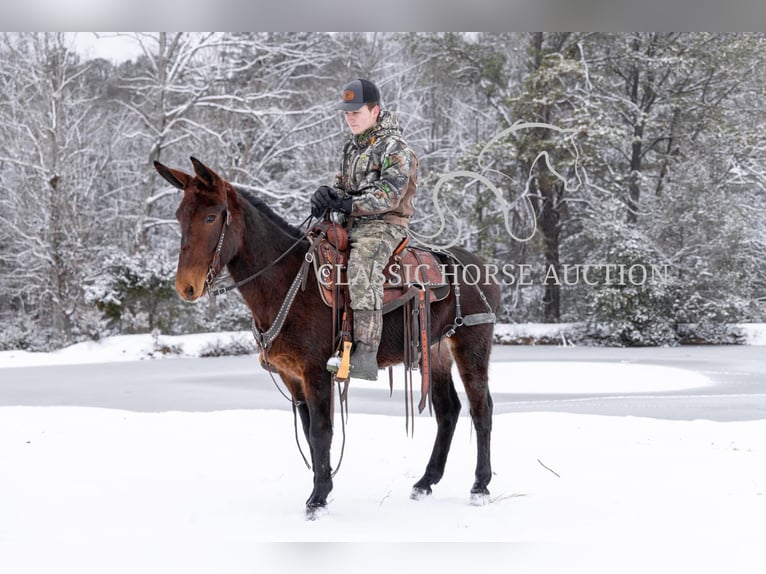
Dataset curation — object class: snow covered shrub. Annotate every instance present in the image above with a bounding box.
[194,295,252,334]
[584,222,679,346]
[0,312,64,351]
[150,329,184,356]
[86,250,189,334]
[676,321,745,345]
[587,279,678,346]
[199,334,257,357]
[493,322,584,345]
[0,317,42,351]
[86,249,255,336]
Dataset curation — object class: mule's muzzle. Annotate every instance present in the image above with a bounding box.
[175,273,206,302]
[182,284,196,300]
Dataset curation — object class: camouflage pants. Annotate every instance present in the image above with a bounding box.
[347,220,408,311]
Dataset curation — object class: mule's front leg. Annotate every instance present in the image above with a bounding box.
[304,372,334,518]
[305,417,333,513]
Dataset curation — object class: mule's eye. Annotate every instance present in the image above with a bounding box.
[205,214,217,224]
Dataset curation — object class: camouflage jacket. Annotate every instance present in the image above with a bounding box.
[333,110,417,228]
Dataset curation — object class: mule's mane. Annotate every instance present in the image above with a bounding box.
[234,185,305,240]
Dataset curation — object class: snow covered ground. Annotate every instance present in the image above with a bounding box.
[0,331,255,368]
[1,328,765,573]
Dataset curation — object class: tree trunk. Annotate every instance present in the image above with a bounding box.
[539,172,561,322]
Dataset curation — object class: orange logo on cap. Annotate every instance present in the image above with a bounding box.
[343,90,356,102]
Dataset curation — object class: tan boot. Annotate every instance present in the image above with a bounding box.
[349,310,381,380]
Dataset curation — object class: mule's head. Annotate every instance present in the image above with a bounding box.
[154,157,241,302]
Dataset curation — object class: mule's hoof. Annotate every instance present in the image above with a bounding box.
[470,485,490,506]
[470,491,490,506]
[305,504,328,521]
[410,486,432,500]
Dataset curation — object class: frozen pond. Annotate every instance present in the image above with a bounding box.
[2,344,765,421]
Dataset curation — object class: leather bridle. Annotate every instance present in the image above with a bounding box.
[204,192,232,296]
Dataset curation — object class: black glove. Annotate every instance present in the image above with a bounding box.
[311,186,352,218]
[310,188,325,218]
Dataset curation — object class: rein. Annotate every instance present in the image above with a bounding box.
[206,214,313,298]
[250,233,321,352]
[198,205,349,476]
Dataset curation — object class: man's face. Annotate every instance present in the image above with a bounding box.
[344,105,379,135]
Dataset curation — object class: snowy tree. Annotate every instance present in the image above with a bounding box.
[409,33,592,322]
[109,32,229,251]
[211,32,343,220]
[0,33,116,346]
[1,32,764,348]
[580,33,766,339]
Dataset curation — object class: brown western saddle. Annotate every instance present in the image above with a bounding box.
[309,221,449,311]
[308,220,449,414]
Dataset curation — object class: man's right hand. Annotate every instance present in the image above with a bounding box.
[310,186,332,218]
[311,186,351,218]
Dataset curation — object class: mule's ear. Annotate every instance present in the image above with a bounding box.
[190,157,219,188]
[154,161,190,190]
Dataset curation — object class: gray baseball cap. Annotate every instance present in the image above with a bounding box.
[336,79,380,111]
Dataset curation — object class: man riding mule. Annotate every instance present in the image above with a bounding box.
[155,159,499,515]
[311,78,417,381]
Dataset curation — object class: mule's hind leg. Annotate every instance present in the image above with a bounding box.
[412,345,461,499]
[450,327,494,503]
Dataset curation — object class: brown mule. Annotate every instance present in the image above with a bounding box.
[155,157,501,516]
